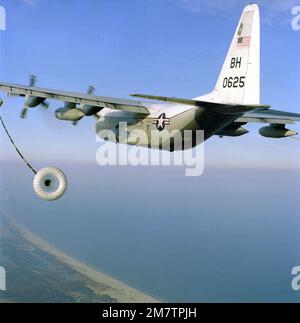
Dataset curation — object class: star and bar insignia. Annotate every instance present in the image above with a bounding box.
[152,113,170,131]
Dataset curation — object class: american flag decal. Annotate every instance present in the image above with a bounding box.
[237,36,251,48]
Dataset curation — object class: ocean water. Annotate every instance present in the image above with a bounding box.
[1,161,300,302]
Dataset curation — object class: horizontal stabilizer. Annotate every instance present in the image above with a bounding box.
[236,109,300,124]
[131,93,270,114]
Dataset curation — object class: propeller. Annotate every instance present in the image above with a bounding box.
[20,75,49,119]
[40,101,49,109]
[87,85,95,95]
[72,85,96,126]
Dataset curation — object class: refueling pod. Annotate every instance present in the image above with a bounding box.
[55,107,85,121]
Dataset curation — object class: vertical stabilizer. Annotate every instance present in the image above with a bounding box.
[200,4,260,105]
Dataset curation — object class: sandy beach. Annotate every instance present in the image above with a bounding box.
[4,214,162,303]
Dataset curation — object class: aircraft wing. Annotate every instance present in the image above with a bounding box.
[236,109,300,125]
[131,93,270,114]
[0,82,150,115]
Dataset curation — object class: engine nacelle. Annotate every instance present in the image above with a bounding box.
[217,126,249,137]
[259,125,298,138]
[55,107,85,121]
[81,104,102,116]
[26,96,46,107]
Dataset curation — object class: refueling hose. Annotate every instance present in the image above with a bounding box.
[0,99,67,201]
[0,113,37,174]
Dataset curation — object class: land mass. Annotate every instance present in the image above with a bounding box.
[0,211,161,303]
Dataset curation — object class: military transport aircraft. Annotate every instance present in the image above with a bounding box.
[0,3,299,201]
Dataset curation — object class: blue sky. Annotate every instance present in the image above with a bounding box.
[0,0,299,169]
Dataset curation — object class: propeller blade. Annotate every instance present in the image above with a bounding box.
[41,101,49,109]
[29,75,37,87]
[87,85,95,95]
[20,105,29,119]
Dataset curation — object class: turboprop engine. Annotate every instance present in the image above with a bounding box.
[259,124,298,138]
[26,95,47,107]
[217,126,249,137]
[17,75,49,118]
[55,104,102,122]
[80,104,102,116]
[55,86,102,124]
[79,85,102,116]
[216,123,249,137]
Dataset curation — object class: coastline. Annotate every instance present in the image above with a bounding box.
[3,213,162,303]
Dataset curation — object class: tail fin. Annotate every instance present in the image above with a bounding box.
[202,4,260,105]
